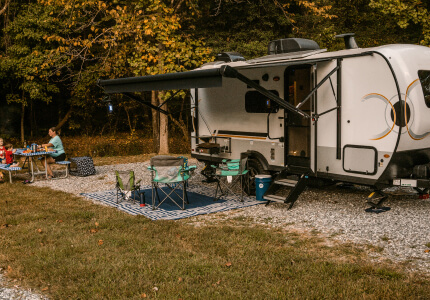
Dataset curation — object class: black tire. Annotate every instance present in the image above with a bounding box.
[246,158,267,195]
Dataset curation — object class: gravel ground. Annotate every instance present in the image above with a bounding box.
[0,272,47,300]
[4,159,430,298]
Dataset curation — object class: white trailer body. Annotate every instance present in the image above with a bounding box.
[99,38,430,197]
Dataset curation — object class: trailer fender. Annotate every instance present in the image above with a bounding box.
[244,151,270,171]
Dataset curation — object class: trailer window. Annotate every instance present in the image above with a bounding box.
[245,90,280,113]
[418,70,430,108]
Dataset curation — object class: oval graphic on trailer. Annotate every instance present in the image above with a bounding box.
[362,78,430,141]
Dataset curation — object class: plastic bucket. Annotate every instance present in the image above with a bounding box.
[255,175,272,200]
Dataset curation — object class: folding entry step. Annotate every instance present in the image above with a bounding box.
[264,172,309,209]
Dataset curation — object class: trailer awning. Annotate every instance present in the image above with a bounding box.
[98,51,374,94]
[98,65,311,118]
[98,68,223,93]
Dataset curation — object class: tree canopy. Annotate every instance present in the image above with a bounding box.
[0,0,426,141]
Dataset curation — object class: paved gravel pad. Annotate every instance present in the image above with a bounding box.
[0,273,47,300]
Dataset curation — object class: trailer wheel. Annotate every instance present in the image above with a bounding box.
[247,158,267,195]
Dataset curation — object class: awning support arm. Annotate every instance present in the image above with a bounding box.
[220,65,310,119]
[296,65,340,110]
[312,106,340,122]
[158,90,182,108]
[122,92,169,115]
[329,77,337,103]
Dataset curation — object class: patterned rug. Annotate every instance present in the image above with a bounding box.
[81,184,265,220]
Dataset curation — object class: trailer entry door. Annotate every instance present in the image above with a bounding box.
[284,65,312,168]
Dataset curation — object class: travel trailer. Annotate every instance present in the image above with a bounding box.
[98,34,430,208]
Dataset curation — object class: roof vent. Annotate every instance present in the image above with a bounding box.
[216,52,246,62]
[267,38,320,55]
[335,33,358,49]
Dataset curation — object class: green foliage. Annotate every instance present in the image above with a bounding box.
[369,0,430,45]
[193,0,295,58]
[1,3,62,106]
[191,0,335,58]
[54,132,191,157]
[0,0,212,136]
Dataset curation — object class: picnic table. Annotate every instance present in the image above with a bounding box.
[15,149,57,182]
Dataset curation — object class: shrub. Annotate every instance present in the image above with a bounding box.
[7,131,191,157]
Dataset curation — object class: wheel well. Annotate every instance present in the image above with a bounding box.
[245,151,269,171]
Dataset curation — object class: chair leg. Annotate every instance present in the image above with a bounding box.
[215,175,244,202]
[153,183,187,210]
[214,178,221,201]
[182,183,185,210]
[184,182,189,204]
[116,187,121,204]
[152,183,156,210]
[240,175,243,202]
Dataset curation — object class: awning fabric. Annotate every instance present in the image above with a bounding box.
[98,68,223,93]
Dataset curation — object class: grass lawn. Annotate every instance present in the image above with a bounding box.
[1,159,430,299]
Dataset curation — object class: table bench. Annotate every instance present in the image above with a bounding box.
[34,158,71,179]
[0,165,22,183]
[54,161,71,178]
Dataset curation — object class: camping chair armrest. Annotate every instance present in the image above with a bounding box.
[226,162,239,169]
[183,165,197,176]
[212,164,229,171]
[147,166,155,171]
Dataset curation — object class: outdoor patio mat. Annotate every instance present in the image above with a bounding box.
[81,184,265,220]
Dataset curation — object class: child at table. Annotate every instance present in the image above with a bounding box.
[2,143,19,167]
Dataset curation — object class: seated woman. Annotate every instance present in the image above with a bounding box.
[41,127,66,179]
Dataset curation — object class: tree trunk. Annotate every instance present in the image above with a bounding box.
[55,108,73,131]
[124,106,133,134]
[156,41,169,154]
[29,99,32,138]
[159,93,169,154]
[20,102,25,144]
[168,108,189,146]
[151,91,160,153]
[0,0,10,17]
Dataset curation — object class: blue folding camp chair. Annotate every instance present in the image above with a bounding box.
[148,156,196,210]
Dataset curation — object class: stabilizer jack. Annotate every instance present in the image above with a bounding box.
[366,189,388,209]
